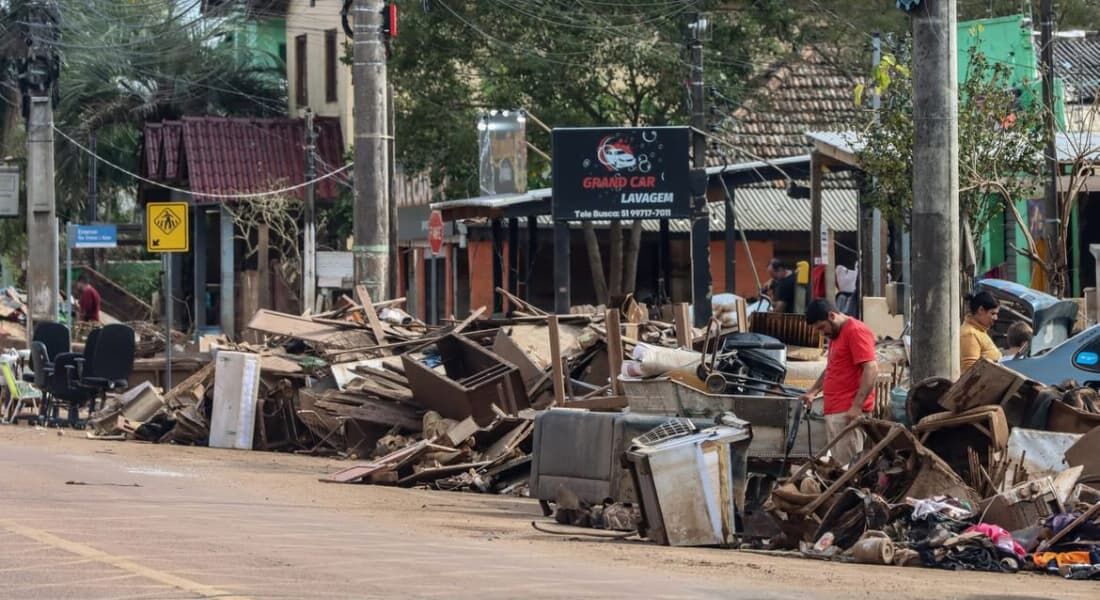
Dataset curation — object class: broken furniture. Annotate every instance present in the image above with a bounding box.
[209,351,262,450]
[914,405,1009,497]
[621,377,826,462]
[403,334,528,426]
[624,420,753,546]
[528,409,714,512]
[1,356,40,424]
[767,420,979,548]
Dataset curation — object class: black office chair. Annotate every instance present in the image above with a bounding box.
[77,324,135,414]
[42,329,101,428]
[22,321,70,385]
[45,352,94,428]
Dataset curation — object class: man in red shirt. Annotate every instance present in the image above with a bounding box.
[798,299,878,466]
[75,275,101,323]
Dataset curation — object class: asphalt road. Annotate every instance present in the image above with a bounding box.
[0,426,1095,600]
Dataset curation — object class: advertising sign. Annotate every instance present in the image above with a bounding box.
[0,165,18,217]
[428,210,444,256]
[551,126,691,221]
[479,110,528,196]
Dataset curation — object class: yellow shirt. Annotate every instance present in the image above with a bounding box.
[960,316,1002,372]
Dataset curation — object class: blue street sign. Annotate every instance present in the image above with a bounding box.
[73,224,118,249]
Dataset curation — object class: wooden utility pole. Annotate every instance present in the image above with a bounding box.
[910,0,961,382]
[1039,0,1061,293]
[352,0,390,300]
[302,109,317,313]
[689,14,711,326]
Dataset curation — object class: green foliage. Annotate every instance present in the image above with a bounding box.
[97,261,161,305]
[856,43,1046,239]
[390,1,799,199]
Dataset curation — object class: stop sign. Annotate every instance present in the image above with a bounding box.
[428,210,444,256]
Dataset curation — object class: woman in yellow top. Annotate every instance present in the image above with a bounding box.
[960,291,1002,372]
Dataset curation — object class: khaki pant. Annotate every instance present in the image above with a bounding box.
[824,413,866,467]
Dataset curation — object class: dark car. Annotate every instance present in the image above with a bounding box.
[1005,324,1100,388]
[974,279,1080,357]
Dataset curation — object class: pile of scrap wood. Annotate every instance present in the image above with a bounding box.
[321,412,534,494]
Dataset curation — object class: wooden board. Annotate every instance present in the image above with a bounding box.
[355,284,390,345]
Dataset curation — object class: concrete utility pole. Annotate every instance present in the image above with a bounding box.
[302,109,317,314]
[351,0,390,300]
[1039,0,1061,292]
[910,0,960,382]
[27,96,59,331]
[689,14,712,327]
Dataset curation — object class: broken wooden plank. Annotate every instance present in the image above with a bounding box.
[548,315,566,406]
[606,309,625,397]
[355,284,390,345]
[673,303,691,348]
[453,306,487,334]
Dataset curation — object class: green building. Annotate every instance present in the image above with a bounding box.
[958,14,1067,290]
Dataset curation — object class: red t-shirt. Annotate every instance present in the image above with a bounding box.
[79,286,101,322]
[822,317,877,414]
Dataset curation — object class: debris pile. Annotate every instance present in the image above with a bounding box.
[762,359,1100,579]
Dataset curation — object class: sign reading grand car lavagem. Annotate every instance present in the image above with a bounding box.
[551,126,691,221]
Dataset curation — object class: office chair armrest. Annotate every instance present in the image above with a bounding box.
[65,364,77,387]
[80,376,108,389]
[74,357,86,380]
[110,378,128,390]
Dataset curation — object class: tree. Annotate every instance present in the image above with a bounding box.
[390,1,802,300]
[857,41,1047,286]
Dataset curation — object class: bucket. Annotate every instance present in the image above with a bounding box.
[890,386,909,426]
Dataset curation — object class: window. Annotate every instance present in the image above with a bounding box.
[325,29,338,103]
[295,34,308,107]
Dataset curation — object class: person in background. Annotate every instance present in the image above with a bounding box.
[75,275,101,323]
[798,299,879,467]
[960,291,1002,372]
[763,258,797,313]
[1002,321,1033,361]
[835,263,859,316]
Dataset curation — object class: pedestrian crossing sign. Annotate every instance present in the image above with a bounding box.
[146,202,190,252]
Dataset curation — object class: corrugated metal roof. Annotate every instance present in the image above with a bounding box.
[141,116,346,203]
[810,129,1100,164]
[503,186,857,233]
[1055,35,1100,103]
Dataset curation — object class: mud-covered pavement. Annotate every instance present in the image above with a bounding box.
[0,426,1094,599]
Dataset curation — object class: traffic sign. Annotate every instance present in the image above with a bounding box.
[146,202,189,252]
[72,224,117,248]
[428,210,444,256]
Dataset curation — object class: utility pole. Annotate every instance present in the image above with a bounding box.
[910,0,960,382]
[22,1,61,334]
[87,131,99,270]
[302,109,317,314]
[352,0,390,300]
[870,33,885,298]
[1039,0,1060,293]
[689,14,711,327]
